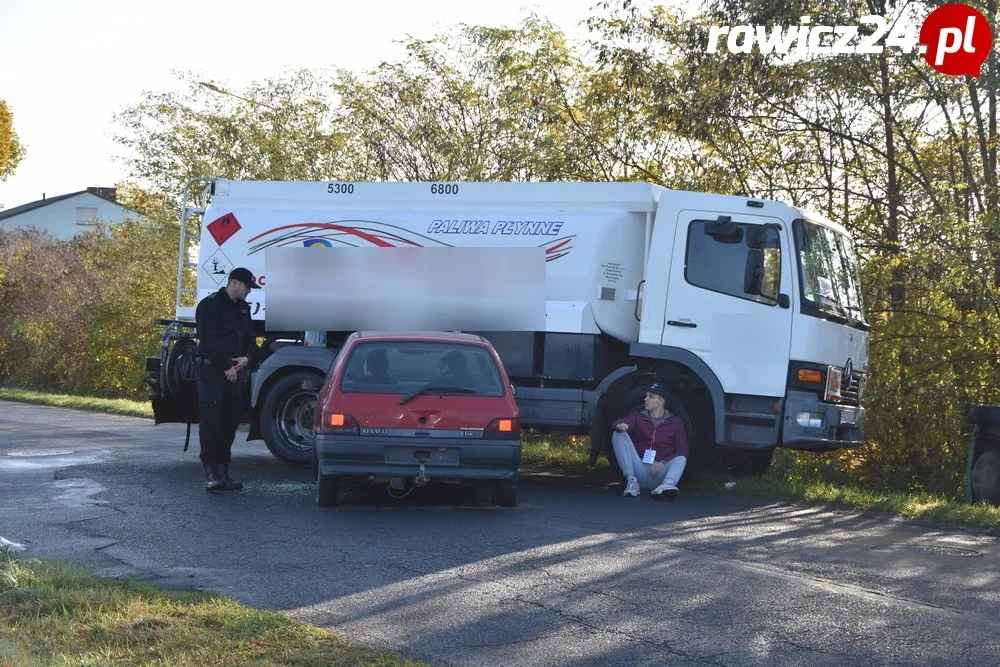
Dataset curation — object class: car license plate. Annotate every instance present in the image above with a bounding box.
[839,408,858,426]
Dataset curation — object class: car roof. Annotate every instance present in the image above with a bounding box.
[352,331,490,345]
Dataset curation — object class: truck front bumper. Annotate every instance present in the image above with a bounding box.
[315,434,521,481]
[781,390,865,451]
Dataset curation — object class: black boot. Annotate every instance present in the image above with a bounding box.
[222,464,243,491]
[204,463,226,492]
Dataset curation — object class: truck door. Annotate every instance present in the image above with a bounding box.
[661,210,793,398]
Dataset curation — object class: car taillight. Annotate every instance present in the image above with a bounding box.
[485,418,521,440]
[317,412,359,435]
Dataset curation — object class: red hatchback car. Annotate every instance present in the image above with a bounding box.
[312,332,522,507]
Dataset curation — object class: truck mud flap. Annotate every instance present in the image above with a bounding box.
[152,395,199,425]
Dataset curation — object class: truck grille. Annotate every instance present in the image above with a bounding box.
[840,372,864,406]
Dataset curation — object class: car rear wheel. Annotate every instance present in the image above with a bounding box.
[493,477,517,507]
[316,473,340,507]
[261,370,322,466]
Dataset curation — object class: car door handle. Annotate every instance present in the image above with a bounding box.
[667,320,697,328]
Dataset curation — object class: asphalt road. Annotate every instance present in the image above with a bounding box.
[2,399,999,666]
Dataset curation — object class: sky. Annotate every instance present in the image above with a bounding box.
[0,0,616,209]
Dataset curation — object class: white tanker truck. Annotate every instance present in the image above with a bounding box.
[145,178,869,474]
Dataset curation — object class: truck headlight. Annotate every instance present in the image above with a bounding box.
[796,412,824,429]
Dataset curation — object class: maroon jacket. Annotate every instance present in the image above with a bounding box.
[612,410,689,462]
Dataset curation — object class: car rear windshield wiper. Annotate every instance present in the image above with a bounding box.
[400,384,477,405]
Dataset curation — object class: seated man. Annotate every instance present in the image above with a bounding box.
[358,349,394,384]
[611,383,688,501]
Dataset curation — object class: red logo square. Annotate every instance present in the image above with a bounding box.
[206,213,242,246]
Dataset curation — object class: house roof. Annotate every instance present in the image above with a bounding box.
[0,187,121,222]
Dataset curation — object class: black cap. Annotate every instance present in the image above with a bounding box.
[642,383,669,400]
[228,267,261,289]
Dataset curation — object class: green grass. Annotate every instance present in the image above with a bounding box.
[3,386,997,530]
[0,387,152,418]
[521,433,606,474]
[0,547,424,667]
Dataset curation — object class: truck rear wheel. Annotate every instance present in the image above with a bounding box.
[260,370,321,466]
[972,446,1000,504]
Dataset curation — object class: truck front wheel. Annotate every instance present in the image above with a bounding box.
[260,370,322,466]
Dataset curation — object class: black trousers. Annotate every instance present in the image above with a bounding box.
[197,361,243,465]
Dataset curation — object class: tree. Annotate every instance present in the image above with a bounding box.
[588,0,1000,493]
[114,69,350,197]
[0,100,24,182]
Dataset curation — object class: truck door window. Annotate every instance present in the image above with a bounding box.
[686,220,781,305]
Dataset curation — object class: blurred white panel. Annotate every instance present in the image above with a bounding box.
[265,247,546,332]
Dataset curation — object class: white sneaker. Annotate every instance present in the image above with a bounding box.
[623,477,640,497]
[651,481,679,501]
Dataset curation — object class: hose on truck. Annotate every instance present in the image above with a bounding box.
[162,336,199,452]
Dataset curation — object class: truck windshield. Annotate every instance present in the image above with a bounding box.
[793,219,866,327]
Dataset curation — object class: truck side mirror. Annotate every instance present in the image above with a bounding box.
[744,248,764,295]
[746,228,767,249]
[704,215,743,243]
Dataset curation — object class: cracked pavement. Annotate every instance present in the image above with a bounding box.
[2,399,1000,665]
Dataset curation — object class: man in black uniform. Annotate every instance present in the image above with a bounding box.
[195,267,259,492]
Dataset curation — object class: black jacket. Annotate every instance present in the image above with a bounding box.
[195,288,257,368]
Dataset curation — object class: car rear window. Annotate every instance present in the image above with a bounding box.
[340,341,506,396]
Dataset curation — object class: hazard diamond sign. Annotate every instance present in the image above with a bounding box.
[206,213,241,246]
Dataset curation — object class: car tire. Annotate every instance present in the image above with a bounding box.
[493,477,518,507]
[311,442,319,482]
[260,370,322,466]
[316,473,340,507]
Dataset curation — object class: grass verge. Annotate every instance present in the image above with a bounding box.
[0,546,424,667]
[0,387,152,418]
[520,432,607,475]
[3,386,997,530]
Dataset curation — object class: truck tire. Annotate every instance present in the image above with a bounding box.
[972,446,1000,504]
[316,473,340,507]
[260,370,322,466]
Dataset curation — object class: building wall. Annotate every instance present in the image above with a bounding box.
[0,193,137,240]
